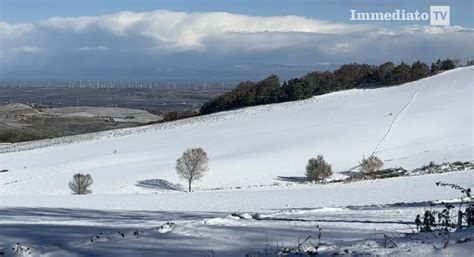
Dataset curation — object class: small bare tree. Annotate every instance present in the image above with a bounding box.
[359,156,384,173]
[305,155,332,183]
[176,148,209,192]
[69,173,93,195]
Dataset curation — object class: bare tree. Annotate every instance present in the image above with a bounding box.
[176,148,209,192]
[305,155,332,183]
[359,156,384,173]
[69,173,93,194]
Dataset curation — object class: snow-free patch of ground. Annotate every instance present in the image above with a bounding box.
[42,106,162,123]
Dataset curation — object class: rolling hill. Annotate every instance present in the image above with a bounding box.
[0,67,472,196]
[0,67,473,257]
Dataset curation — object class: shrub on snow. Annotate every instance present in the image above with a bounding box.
[359,156,383,173]
[69,173,93,195]
[305,155,332,183]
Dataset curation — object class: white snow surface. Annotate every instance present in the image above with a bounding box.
[1,171,472,212]
[1,67,472,196]
[0,68,473,257]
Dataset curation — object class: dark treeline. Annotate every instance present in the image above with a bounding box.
[200,59,459,115]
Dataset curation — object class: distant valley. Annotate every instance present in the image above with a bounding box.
[0,87,227,143]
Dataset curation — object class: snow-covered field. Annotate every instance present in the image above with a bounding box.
[0,68,473,256]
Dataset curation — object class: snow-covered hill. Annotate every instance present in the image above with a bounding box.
[1,67,473,195]
[0,68,473,257]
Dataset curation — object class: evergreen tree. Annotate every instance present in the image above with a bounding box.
[200,59,452,115]
[388,62,411,85]
[431,59,442,74]
[283,79,312,101]
[334,63,362,90]
[410,61,430,81]
[376,62,395,84]
[440,59,455,70]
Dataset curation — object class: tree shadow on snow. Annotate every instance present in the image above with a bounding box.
[0,207,380,257]
[0,206,422,256]
[0,207,232,257]
[276,176,307,183]
[135,179,184,191]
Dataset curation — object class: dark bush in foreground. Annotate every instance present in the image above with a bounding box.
[69,173,93,195]
[305,155,332,183]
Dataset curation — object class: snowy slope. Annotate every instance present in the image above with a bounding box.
[1,171,472,212]
[0,67,473,195]
[0,68,473,257]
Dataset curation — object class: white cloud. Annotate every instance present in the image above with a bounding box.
[30,10,376,50]
[327,42,351,54]
[376,25,470,36]
[0,10,472,78]
[0,22,35,38]
[1,10,470,52]
[10,46,44,53]
[76,46,111,51]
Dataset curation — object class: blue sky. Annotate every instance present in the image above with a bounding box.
[0,0,473,80]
